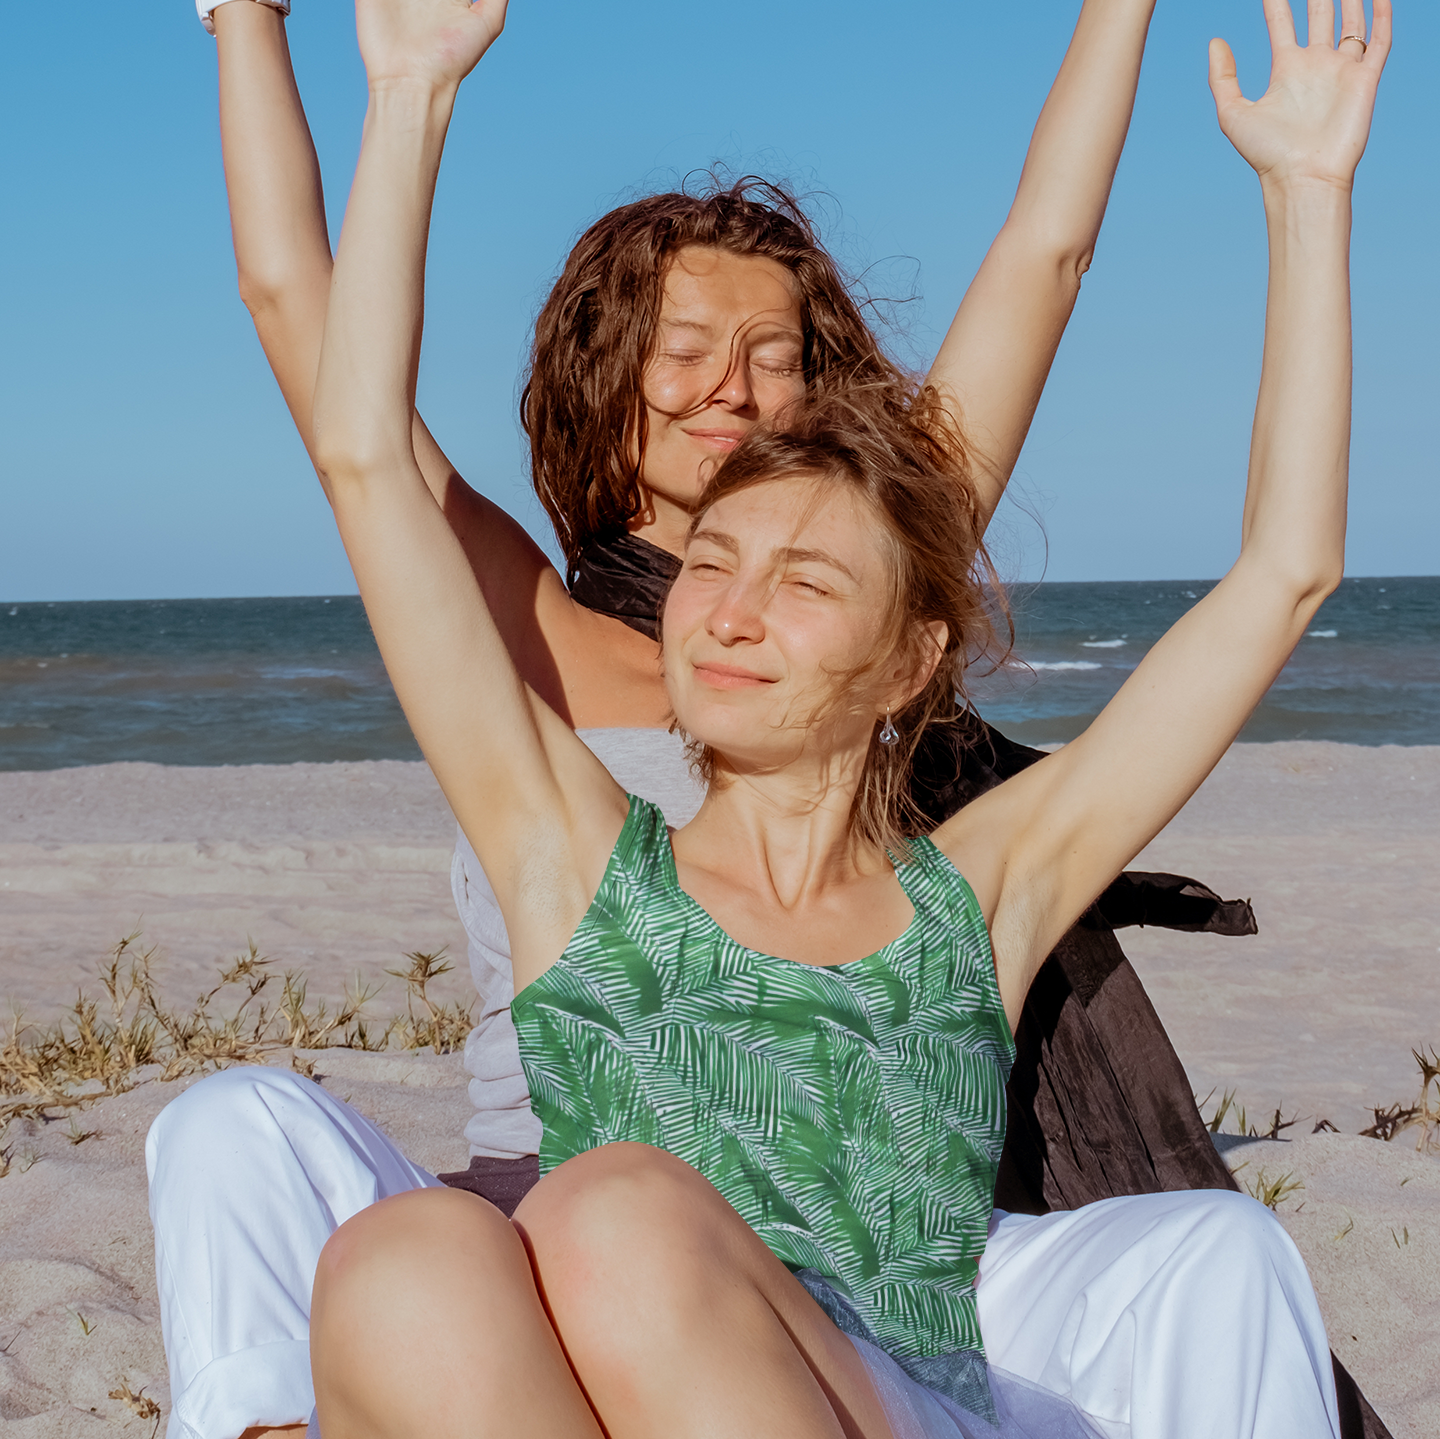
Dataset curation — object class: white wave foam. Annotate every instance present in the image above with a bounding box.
[1081,639,1126,649]
[1306,630,1338,638]
[1029,661,1103,672]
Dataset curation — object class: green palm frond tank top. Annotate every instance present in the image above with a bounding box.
[511,796,1015,1361]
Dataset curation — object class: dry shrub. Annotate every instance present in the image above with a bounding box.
[0,931,473,1125]
[1361,1047,1440,1151]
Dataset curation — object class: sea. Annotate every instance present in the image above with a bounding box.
[1,576,1437,771]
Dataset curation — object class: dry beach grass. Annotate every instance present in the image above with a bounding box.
[1,742,1437,1434]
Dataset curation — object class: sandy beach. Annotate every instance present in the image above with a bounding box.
[2,740,1438,1435]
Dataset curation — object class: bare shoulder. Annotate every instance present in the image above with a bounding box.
[440,480,668,726]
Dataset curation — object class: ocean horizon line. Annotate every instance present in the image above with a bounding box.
[5,572,1440,608]
[3,580,1437,767]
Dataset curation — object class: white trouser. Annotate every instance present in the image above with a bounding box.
[147,1069,1338,1439]
[146,1068,440,1439]
[976,1192,1339,1439]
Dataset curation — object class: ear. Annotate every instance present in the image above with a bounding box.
[884,621,948,711]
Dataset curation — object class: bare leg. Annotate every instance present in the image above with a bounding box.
[311,1145,894,1439]
[310,1188,604,1439]
[515,1144,893,1439]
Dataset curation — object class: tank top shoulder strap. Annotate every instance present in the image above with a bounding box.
[897,835,987,932]
[601,793,675,891]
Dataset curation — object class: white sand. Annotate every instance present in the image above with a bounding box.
[0,1050,473,1437]
[0,761,471,1027]
[1126,742,1440,1135]
[2,742,1437,1435]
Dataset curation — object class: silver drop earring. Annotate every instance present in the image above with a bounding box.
[878,708,899,745]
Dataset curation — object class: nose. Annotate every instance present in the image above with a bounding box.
[703,348,758,416]
[706,572,767,646]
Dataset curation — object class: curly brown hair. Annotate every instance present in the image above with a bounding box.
[673,383,1011,855]
[521,176,911,582]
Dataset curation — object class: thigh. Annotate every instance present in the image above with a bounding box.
[311,1186,604,1439]
[516,1143,895,1439]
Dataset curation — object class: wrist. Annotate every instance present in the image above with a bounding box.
[367,75,461,113]
[1259,175,1353,262]
[199,0,289,38]
[1258,170,1355,208]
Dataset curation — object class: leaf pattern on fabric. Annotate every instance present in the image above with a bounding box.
[513,797,1015,1360]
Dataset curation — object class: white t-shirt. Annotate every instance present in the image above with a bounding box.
[451,728,706,1158]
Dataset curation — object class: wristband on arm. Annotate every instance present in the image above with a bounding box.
[197,0,291,37]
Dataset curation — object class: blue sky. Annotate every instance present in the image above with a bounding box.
[1,1,1434,601]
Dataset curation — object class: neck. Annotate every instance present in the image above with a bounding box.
[673,739,885,911]
[627,488,693,559]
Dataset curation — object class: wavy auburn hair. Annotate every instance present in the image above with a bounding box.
[675,384,1011,856]
[521,176,909,581]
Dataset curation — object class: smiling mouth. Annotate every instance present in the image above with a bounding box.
[693,662,773,690]
[682,428,748,451]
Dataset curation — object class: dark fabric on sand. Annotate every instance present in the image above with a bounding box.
[460,532,1390,1439]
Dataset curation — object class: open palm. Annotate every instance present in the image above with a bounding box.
[1210,0,1391,189]
[355,0,508,90]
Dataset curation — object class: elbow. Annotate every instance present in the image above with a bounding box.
[235,264,287,323]
[310,444,375,501]
[235,256,330,326]
[1297,561,1345,615]
[994,221,1094,296]
[1247,554,1344,627]
[311,430,412,506]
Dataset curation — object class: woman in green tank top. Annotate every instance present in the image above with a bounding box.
[300,1,1389,1435]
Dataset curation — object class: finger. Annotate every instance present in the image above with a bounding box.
[1208,37,1245,110]
[1366,0,1394,68]
[1261,0,1300,50]
[1307,0,1335,49]
[1337,0,1367,49]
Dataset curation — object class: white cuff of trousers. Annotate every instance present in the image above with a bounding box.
[198,0,291,37]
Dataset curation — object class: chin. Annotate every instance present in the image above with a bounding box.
[672,692,807,773]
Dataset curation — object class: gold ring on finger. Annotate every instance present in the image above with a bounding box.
[1338,33,1368,55]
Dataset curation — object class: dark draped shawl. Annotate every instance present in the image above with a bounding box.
[442,531,1389,1439]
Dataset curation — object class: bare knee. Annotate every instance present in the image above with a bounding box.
[516,1143,725,1273]
[515,1145,746,1361]
[314,1186,520,1319]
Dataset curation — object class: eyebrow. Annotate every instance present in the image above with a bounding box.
[689,529,859,585]
[658,319,717,338]
[657,317,803,343]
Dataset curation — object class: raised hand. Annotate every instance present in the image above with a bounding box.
[355,0,507,91]
[1209,0,1391,189]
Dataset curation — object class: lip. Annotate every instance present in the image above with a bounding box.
[680,427,749,452]
[692,661,774,690]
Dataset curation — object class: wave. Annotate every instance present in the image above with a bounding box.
[1028,661,1103,672]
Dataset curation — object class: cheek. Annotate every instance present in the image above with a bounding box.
[752,371,807,422]
[660,580,704,649]
[643,364,708,418]
[768,600,872,687]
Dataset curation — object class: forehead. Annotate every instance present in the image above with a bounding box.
[696,477,889,582]
[659,246,802,332]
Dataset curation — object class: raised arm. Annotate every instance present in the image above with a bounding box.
[940,0,1391,1026]
[926,0,1157,524]
[209,2,581,712]
[310,0,628,977]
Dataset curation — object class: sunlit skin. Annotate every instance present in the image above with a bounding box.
[662,478,946,970]
[632,248,807,555]
[665,480,904,772]
[208,0,1174,735]
[212,0,1392,1428]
